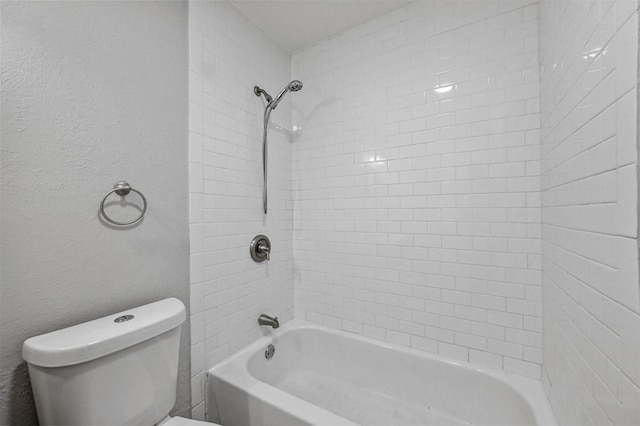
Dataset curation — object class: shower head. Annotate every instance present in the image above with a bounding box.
[270,80,303,110]
[289,80,303,92]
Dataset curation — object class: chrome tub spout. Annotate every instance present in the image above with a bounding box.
[258,314,279,329]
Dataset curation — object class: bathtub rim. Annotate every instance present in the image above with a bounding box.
[207,319,557,426]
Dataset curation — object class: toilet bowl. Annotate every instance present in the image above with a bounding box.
[22,298,219,426]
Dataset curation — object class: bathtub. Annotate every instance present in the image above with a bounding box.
[207,320,556,426]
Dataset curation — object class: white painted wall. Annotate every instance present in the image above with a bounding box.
[539,0,640,424]
[0,2,190,424]
[188,1,294,419]
[291,0,543,378]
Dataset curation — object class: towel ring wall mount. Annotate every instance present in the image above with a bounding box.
[100,181,147,226]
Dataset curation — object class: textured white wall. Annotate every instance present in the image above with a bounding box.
[188,1,294,419]
[291,0,543,378]
[539,0,640,424]
[0,2,190,424]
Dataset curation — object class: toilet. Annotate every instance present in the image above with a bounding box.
[22,298,219,426]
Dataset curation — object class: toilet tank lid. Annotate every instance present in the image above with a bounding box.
[22,298,186,367]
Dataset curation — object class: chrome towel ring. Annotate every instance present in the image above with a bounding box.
[100,181,147,226]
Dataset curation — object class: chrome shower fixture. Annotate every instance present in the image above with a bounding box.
[254,80,303,110]
[270,80,303,110]
[253,86,273,104]
[254,80,303,214]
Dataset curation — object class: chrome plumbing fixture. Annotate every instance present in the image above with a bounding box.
[254,80,303,111]
[250,234,271,262]
[254,80,303,214]
[265,344,275,359]
[258,314,279,329]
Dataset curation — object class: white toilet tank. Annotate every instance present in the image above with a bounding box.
[22,298,186,425]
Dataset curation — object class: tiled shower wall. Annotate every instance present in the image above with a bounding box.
[539,0,640,424]
[292,0,543,378]
[188,1,294,418]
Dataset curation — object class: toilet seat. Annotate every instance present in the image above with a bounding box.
[158,416,220,426]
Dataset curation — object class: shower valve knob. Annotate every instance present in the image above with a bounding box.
[257,242,270,261]
[250,235,271,262]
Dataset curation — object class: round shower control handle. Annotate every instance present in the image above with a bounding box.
[250,235,271,262]
[257,242,270,261]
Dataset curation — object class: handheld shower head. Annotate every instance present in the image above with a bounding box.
[255,79,304,214]
[270,80,303,109]
[289,80,303,92]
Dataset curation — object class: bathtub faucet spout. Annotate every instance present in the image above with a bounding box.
[258,314,279,329]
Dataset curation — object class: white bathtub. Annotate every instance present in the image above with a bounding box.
[207,320,556,426]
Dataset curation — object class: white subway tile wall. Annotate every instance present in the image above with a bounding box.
[539,0,640,424]
[188,0,640,421]
[291,0,543,378]
[189,1,294,418]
